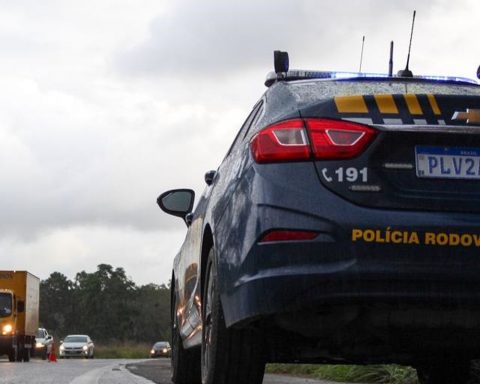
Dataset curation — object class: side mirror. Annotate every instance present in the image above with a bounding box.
[157,189,195,223]
[17,300,25,313]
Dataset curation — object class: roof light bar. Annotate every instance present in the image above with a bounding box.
[264,70,479,87]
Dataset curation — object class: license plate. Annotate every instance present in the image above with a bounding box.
[415,146,480,180]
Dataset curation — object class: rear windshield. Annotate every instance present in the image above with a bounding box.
[289,80,480,106]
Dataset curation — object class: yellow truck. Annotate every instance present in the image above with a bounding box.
[0,271,39,362]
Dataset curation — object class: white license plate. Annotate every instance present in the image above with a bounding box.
[415,146,480,180]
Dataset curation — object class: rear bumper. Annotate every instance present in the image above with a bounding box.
[222,241,480,326]
[221,240,480,363]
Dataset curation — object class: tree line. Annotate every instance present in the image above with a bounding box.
[39,264,171,343]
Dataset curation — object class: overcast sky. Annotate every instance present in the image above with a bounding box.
[1,0,479,285]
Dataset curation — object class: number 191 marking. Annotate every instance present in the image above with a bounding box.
[323,167,368,183]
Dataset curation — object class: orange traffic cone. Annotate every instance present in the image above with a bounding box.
[48,342,57,362]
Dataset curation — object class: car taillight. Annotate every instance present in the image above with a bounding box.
[306,119,376,159]
[251,118,376,163]
[250,119,311,163]
[259,230,319,243]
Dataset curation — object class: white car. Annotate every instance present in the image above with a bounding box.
[59,334,94,359]
[35,328,54,360]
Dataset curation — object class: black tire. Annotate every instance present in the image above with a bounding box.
[8,348,16,362]
[23,348,30,362]
[416,359,471,384]
[201,248,265,384]
[42,347,47,360]
[171,280,201,384]
[16,345,23,362]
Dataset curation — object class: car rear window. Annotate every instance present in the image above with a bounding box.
[289,80,480,106]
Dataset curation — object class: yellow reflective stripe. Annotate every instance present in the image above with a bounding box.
[427,94,441,115]
[374,94,398,114]
[403,94,423,115]
[334,96,368,113]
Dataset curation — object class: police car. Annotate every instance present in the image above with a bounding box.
[158,51,480,384]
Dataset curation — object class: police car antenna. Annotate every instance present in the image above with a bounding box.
[359,35,365,73]
[397,10,416,77]
[388,41,394,77]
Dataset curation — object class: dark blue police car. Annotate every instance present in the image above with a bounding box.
[158,52,480,384]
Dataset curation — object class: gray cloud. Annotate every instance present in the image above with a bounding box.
[116,0,437,78]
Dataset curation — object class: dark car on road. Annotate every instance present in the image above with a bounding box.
[157,51,480,384]
[150,341,171,358]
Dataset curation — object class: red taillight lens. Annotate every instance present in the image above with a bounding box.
[250,119,311,163]
[251,118,376,163]
[260,230,319,243]
[306,119,376,159]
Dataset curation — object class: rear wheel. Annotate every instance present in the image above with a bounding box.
[201,248,265,384]
[171,280,201,384]
[416,359,471,384]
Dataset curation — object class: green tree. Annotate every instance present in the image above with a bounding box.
[73,264,137,341]
[39,272,74,337]
[133,283,171,341]
[39,264,171,343]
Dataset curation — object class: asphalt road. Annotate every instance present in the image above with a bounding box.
[0,358,153,384]
[126,358,349,384]
[0,357,348,384]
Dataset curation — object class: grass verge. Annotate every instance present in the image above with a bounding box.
[266,363,419,384]
[94,342,152,359]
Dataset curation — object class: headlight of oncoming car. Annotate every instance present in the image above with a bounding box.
[82,345,88,351]
[36,342,44,348]
[59,345,65,351]
[162,348,167,353]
